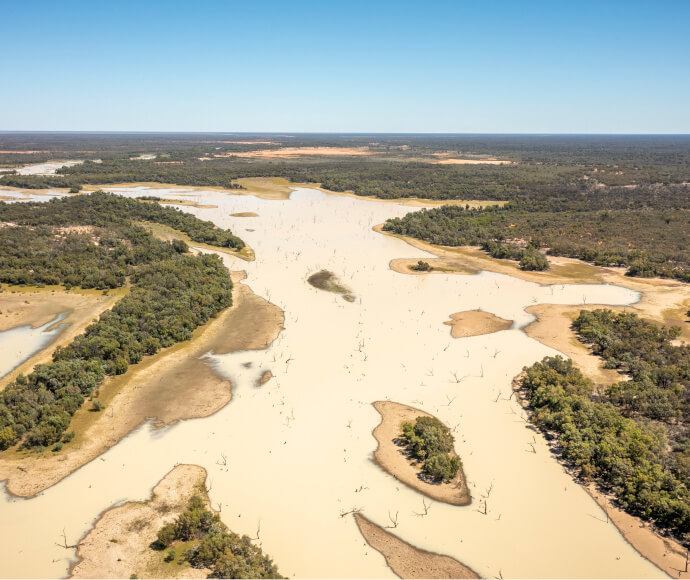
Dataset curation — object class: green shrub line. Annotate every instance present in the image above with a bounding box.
[520,309,690,542]
[155,496,282,579]
[0,193,242,450]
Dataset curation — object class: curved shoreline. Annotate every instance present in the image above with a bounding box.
[372,401,471,506]
[512,372,689,579]
[0,273,285,498]
[354,513,479,579]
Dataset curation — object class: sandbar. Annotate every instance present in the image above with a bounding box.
[443,310,512,339]
[372,401,471,506]
[354,513,479,579]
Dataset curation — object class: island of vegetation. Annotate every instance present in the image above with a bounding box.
[372,401,470,506]
[0,192,244,451]
[353,513,479,579]
[517,309,690,545]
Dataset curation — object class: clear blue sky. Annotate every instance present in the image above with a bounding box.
[1,1,688,133]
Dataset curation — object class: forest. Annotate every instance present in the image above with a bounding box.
[3,133,688,282]
[155,496,282,579]
[520,310,690,542]
[0,193,242,450]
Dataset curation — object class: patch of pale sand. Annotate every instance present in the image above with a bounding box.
[443,310,513,339]
[230,212,259,217]
[0,273,284,497]
[216,146,375,158]
[354,513,479,579]
[0,286,127,389]
[70,464,211,579]
[523,305,625,387]
[432,159,514,165]
[372,401,471,506]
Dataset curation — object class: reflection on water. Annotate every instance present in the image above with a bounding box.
[0,312,69,378]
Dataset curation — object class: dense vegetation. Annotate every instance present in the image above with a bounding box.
[520,309,690,542]
[383,195,690,281]
[401,416,462,482]
[156,496,282,579]
[0,193,242,450]
[3,133,688,282]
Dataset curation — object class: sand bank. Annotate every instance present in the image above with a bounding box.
[0,286,126,388]
[443,310,512,339]
[354,513,479,579]
[372,401,471,506]
[230,211,259,217]
[0,273,284,497]
[70,464,210,579]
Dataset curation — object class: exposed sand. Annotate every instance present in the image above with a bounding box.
[432,159,513,165]
[230,211,259,217]
[0,271,284,497]
[70,464,210,579]
[443,310,513,339]
[354,513,479,579]
[372,401,471,506]
[215,146,375,159]
[0,286,126,388]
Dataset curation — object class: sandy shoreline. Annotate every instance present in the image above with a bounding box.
[372,401,471,506]
[512,373,688,579]
[354,513,479,579]
[0,272,284,497]
[70,464,211,579]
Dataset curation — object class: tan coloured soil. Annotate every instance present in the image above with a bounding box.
[230,212,259,217]
[0,273,284,497]
[372,401,471,506]
[443,310,512,338]
[70,464,211,579]
[354,513,479,579]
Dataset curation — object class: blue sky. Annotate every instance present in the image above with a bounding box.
[1,1,688,133]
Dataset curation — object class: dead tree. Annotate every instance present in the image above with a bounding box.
[217,453,227,466]
[413,498,431,517]
[385,511,400,529]
[56,528,79,550]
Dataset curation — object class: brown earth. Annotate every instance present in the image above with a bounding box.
[354,513,479,579]
[372,401,471,506]
[443,310,513,339]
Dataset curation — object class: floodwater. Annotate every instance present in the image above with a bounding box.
[0,312,68,379]
[0,187,664,579]
[14,160,84,176]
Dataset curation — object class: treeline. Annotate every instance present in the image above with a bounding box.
[383,197,690,282]
[0,193,242,450]
[156,496,282,578]
[520,309,690,541]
